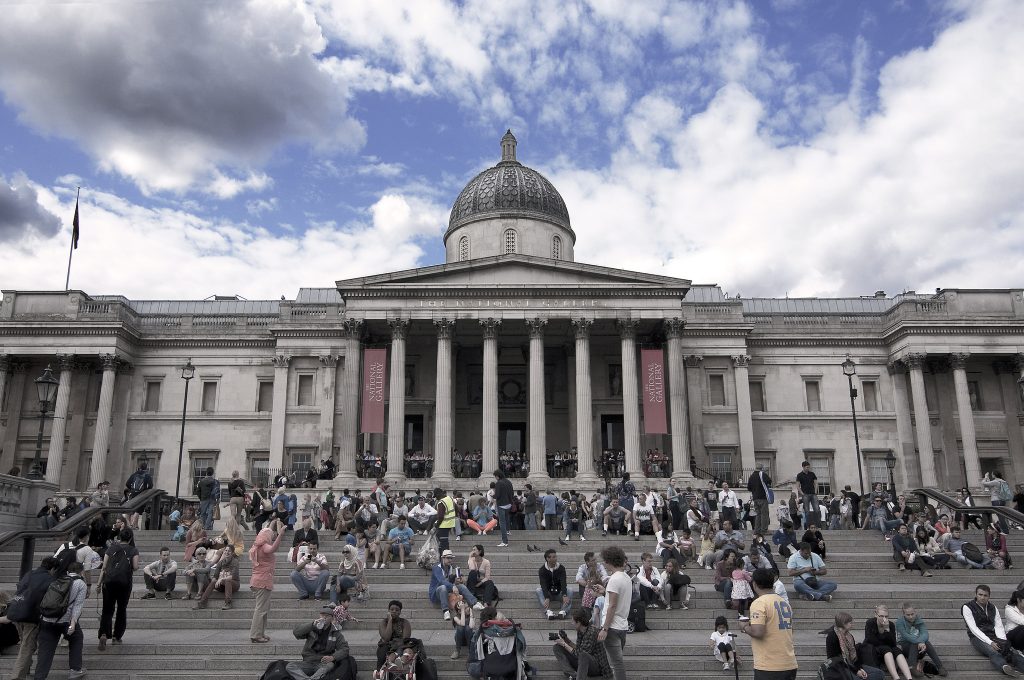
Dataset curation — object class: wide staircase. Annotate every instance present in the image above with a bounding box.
[0,525,1018,679]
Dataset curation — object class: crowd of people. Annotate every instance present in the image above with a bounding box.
[6,460,1024,680]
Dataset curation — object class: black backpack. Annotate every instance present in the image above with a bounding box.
[962,542,985,564]
[53,542,79,572]
[38,575,80,619]
[102,544,133,586]
[627,593,648,633]
[4,569,55,623]
[127,472,148,495]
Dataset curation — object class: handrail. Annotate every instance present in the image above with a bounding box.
[0,487,167,578]
[912,487,1024,526]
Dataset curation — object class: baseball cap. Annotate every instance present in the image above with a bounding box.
[320,604,336,615]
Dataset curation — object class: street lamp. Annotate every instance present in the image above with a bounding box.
[174,359,195,505]
[885,450,897,493]
[28,365,60,479]
[842,355,867,496]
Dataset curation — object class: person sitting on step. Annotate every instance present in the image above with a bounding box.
[711,519,746,568]
[552,607,614,679]
[660,558,691,610]
[632,492,661,542]
[787,542,837,602]
[537,548,573,620]
[895,601,948,677]
[429,549,483,621]
[141,547,177,600]
[964,584,1024,677]
[601,498,632,537]
[892,525,934,577]
[192,539,239,610]
[291,541,331,599]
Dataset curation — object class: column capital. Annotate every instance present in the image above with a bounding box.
[99,353,118,371]
[684,354,703,368]
[319,355,338,368]
[615,319,638,340]
[665,317,685,339]
[480,317,501,339]
[0,354,9,374]
[949,352,970,370]
[56,353,75,371]
[434,318,456,340]
[886,360,907,375]
[571,317,592,339]
[904,352,928,370]
[388,318,410,340]
[732,354,751,368]
[525,317,547,339]
[11,358,32,374]
[115,358,134,375]
[273,354,292,368]
[341,318,363,340]
[1014,353,1024,374]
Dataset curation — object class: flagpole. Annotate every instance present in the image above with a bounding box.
[65,187,79,291]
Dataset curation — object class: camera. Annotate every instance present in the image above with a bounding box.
[548,633,560,641]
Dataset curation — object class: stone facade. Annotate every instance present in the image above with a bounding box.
[1,135,1023,496]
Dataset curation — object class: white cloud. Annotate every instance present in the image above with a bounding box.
[552,0,1024,296]
[0,186,448,300]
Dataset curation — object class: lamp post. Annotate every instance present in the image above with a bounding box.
[174,359,195,506]
[885,450,897,493]
[842,355,867,496]
[28,365,60,480]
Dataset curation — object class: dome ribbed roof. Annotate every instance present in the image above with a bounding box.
[447,130,571,234]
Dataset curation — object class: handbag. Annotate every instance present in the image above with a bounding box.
[804,575,820,589]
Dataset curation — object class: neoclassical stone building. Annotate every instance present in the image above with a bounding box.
[2,132,1024,495]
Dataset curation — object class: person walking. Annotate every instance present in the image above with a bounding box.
[197,467,218,531]
[493,470,514,548]
[598,546,630,680]
[747,464,774,536]
[796,461,819,527]
[227,471,250,530]
[740,568,798,680]
[33,560,87,680]
[249,518,285,643]
[97,528,139,650]
[0,557,58,680]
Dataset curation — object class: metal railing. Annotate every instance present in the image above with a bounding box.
[0,488,167,578]
[912,487,1024,527]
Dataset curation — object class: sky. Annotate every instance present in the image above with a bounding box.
[0,0,1022,301]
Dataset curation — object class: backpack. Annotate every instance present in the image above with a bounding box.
[961,542,985,565]
[998,480,1013,502]
[127,471,147,495]
[102,544,133,586]
[38,574,80,619]
[627,594,648,633]
[817,657,857,680]
[4,569,55,623]
[53,542,79,572]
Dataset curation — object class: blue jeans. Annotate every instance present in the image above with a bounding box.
[793,577,837,600]
[602,627,627,680]
[971,636,1024,671]
[433,583,476,612]
[956,550,993,569]
[198,498,215,530]
[993,500,1009,533]
[901,641,944,670]
[714,580,733,604]
[329,576,357,604]
[497,505,511,544]
[535,587,573,615]
[872,517,902,535]
[290,571,329,598]
[524,512,537,530]
[861,665,885,680]
[801,494,819,526]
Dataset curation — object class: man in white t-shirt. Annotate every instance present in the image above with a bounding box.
[599,545,630,680]
[407,499,438,534]
[632,493,661,542]
[718,482,740,527]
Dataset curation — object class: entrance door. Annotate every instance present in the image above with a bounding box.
[499,423,526,452]
[601,415,624,451]
[404,415,424,452]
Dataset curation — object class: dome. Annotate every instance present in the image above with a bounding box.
[446,130,572,236]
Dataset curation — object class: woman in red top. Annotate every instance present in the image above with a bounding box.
[248,518,285,642]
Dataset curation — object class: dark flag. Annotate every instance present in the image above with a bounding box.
[71,198,80,249]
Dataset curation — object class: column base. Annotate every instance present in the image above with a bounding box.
[321,474,357,490]
[430,473,455,491]
[572,471,601,488]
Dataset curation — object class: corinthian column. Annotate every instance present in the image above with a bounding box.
[526,318,548,482]
[386,319,409,480]
[617,320,642,476]
[338,319,363,478]
[433,319,456,482]
[906,353,938,488]
[950,352,982,487]
[481,318,501,475]
[269,355,290,470]
[89,354,118,488]
[318,355,338,467]
[0,355,10,453]
[732,354,756,474]
[665,318,689,478]
[45,355,74,485]
[572,318,596,479]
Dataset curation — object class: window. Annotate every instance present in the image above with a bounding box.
[200,381,218,412]
[297,374,314,406]
[805,380,821,412]
[504,228,517,254]
[862,380,879,412]
[189,451,218,495]
[459,235,470,261]
[708,374,726,406]
[131,450,160,486]
[868,455,892,490]
[257,380,274,412]
[806,454,833,495]
[143,380,162,412]
[289,448,315,477]
[968,380,982,411]
[754,451,776,483]
[749,380,765,412]
[87,374,102,412]
[552,235,561,260]
[708,448,735,484]
[247,450,270,487]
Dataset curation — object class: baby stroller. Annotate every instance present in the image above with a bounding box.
[373,637,436,680]
[470,618,534,680]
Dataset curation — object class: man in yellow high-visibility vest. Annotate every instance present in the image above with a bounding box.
[434,487,456,552]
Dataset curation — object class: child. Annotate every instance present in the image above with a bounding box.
[450,590,475,659]
[677,529,696,564]
[709,615,739,671]
[730,565,754,616]
[331,593,361,628]
[696,526,716,570]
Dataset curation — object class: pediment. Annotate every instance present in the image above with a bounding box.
[336,254,690,295]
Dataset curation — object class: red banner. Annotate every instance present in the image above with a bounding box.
[641,348,668,434]
[360,348,387,433]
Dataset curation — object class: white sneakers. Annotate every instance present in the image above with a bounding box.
[473,602,486,611]
[443,610,452,621]
[399,563,405,570]
[497,542,508,547]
